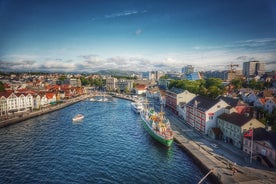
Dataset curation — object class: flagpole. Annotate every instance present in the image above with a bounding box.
[250,128,253,164]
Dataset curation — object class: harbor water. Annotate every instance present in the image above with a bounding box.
[0,98,210,183]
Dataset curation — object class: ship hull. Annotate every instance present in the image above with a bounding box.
[140,113,173,147]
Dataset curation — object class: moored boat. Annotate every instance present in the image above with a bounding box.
[140,107,173,147]
[131,102,143,113]
[72,114,84,121]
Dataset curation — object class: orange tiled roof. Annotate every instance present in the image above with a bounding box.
[46,92,54,99]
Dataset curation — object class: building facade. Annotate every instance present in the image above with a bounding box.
[186,96,229,134]
[217,111,265,149]
[166,87,196,115]
[243,128,276,168]
[243,61,265,77]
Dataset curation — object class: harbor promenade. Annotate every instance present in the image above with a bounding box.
[168,112,276,184]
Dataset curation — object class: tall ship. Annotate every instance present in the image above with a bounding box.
[140,106,173,147]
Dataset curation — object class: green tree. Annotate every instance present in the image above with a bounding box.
[160,74,168,79]
[248,80,265,90]
[0,81,5,92]
[80,76,89,86]
[231,78,243,89]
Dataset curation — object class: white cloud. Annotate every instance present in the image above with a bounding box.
[1,39,276,72]
[92,10,147,21]
[135,29,142,35]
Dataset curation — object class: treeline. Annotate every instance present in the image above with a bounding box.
[111,75,137,80]
[168,78,225,99]
[230,78,271,90]
[80,77,105,87]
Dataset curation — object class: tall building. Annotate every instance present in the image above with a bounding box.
[243,61,265,77]
[182,65,194,75]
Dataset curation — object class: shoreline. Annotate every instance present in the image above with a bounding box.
[0,95,89,128]
[1,93,275,183]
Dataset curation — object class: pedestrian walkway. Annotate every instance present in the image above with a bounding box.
[169,114,276,184]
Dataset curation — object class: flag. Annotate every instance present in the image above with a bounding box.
[244,129,253,137]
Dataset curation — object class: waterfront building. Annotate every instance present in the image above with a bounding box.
[166,87,196,115]
[67,78,82,87]
[116,79,133,92]
[217,109,265,149]
[46,92,57,105]
[133,84,147,95]
[0,91,34,115]
[186,96,229,134]
[243,127,276,168]
[243,61,265,77]
[106,77,117,91]
[38,92,49,107]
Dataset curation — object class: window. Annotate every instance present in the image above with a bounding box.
[261,149,266,156]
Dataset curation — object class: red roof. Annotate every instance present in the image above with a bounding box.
[46,92,55,99]
[136,84,146,90]
[0,91,13,98]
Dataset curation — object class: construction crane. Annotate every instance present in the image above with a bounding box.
[227,63,239,73]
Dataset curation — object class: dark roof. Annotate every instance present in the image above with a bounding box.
[253,128,276,149]
[218,112,252,127]
[186,96,220,112]
[217,96,239,107]
[168,87,184,94]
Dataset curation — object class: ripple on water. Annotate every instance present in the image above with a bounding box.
[0,99,210,184]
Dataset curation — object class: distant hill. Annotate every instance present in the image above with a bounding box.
[94,70,140,76]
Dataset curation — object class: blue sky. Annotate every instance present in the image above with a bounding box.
[0,0,276,72]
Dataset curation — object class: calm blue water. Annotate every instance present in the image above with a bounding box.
[0,98,210,184]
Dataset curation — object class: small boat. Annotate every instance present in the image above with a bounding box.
[140,107,173,147]
[131,102,143,113]
[72,114,84,121]
[90,98,96,101]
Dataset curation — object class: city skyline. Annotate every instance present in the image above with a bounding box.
[0,0,276,72]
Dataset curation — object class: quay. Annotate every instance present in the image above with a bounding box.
[112,93,276,183]
[170,120,276,184]
[1,93,275,183]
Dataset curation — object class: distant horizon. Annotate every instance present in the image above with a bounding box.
[1,0,276,72]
